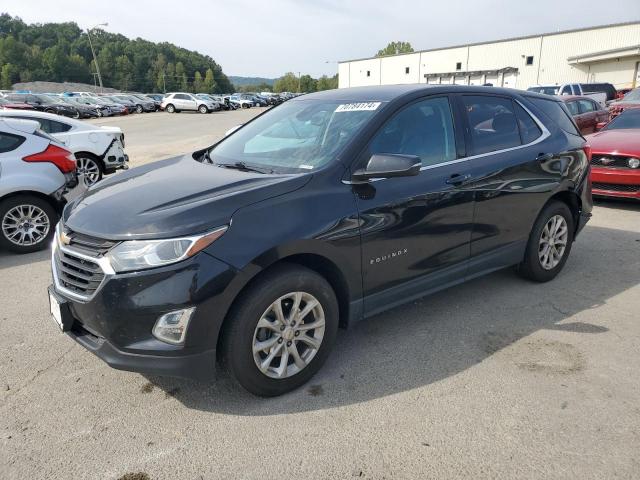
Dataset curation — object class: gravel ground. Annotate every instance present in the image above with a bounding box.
[0,110,639,479]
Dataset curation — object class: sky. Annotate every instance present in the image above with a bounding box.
[4,0,640,78]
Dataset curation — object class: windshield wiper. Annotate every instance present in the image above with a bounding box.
[216,161,273,174]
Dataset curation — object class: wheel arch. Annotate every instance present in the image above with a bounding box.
[544,189,582,238]
[74,151,104,169]
[0,189,64,213]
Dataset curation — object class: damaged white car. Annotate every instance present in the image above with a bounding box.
[0,110,128,187]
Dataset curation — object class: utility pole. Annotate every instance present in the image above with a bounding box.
[162,73,166,93]
[87,23,108,92]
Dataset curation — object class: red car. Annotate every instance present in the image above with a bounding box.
[586,108,640,200]
[0,96,34,111]
[608,88,640,121]
[560,95,609,135]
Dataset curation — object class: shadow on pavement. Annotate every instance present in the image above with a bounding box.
[145,223,639,415]
[0,247,50,271]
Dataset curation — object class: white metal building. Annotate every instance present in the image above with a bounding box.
[338,22,640,90]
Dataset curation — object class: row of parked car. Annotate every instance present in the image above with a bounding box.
[0,90,300,119]
[546,87,640,201]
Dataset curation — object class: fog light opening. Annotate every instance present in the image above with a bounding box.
[152,307,196,345]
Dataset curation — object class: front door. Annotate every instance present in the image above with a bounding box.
[353,95,475,316]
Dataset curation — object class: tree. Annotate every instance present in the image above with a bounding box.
[273,72,299,93]
[202,68,216,93]
[193,70,203,92]
[299,74,317,93]
[376,41,414,57]
[0,14,234,93]
[316,74,338,91]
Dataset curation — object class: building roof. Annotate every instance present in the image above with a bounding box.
[339,20,640,64]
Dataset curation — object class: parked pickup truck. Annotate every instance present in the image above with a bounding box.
[527,84,607,108]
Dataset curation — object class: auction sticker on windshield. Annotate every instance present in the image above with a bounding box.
[335,102,381,112]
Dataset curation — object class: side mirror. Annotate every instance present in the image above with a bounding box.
[595,122,607,131]
[352,154,421,182]
[225,124,243,136]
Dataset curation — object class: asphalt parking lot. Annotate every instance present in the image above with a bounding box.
[1,111,639,479]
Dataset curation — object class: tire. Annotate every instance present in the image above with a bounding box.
[0,195,58,254]
[518,200,574,282]
[76,154,103,187]
[135,105,143,114]
[45,108,55,114]
[165,104,175,113]
[198,104,208,114]
[96,109,103,117]
[72,110,81,119]
[220,264,339,396]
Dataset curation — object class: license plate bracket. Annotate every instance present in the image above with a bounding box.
[48,286,74,332]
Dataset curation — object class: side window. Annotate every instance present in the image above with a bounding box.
[514,103,542,144]
[528,97,581,136]
[560,85,572,95]
[577,100,594,113]
[461,95,521,155]
[48,120,72,134]
[369,96,456,167]
[565,101,579,116]
[0,132,26,153]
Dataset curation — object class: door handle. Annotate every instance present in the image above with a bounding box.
[536,153,554,161]
[445,173,471,186]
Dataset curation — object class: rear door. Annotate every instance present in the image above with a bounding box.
[453,93,558,273]
[354,95,475,315]
[577,99,597,134]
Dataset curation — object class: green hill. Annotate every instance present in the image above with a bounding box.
[229,76,275,87]
[0,13,233,93]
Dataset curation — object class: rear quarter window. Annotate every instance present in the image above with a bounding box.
[0,132,26,153]
[527,97,581,136]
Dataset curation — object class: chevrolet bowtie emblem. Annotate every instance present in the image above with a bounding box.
[60,231,72,245]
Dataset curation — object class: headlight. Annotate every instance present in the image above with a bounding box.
[628,158,640,169]
[106,226,227,272]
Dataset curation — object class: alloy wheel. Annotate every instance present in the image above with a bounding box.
[252,291,326,379]
[1,204,50,247]
[77,157,101,187]
[538,214,568,270]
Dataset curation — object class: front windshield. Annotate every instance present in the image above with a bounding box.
[603,110,640,130]
[620,89,640,103]
[210,99,383,174]
[528,86,560,95]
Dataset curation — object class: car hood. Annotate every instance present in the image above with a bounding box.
[63,154,310,240]
[585,129,640,155]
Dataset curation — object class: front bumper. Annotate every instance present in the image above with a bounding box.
[591,166,640,199]
[50,248,241,380]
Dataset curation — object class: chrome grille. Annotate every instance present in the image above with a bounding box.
[54,249,104,296]
[590,155,635,169]
[62,228,118,257]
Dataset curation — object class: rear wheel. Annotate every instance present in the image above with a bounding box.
[136,105,143,114]
[0,195,58,254]
[221,265,339,396]
[518,201,574,282]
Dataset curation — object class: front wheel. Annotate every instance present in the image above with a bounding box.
[165,104,175,113]
[221,265,339,396]
[198,105,208,114]
[0,195,58,254]
[518,201,574,282]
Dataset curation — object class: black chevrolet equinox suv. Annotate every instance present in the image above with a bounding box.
[48,85,592,396]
